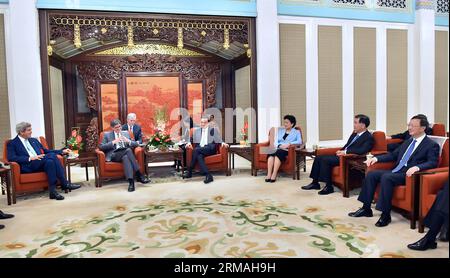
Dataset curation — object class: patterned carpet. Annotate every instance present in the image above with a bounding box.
[0,162,448,258]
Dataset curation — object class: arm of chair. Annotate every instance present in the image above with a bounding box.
[8,162,22,186]
[421,171,448,195]
[95,149,106,174]
[316,147,341,156]
[134,147,145,173]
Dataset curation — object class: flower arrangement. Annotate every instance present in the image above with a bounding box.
[147,107,174,151]
[66,128,84,151]
[239,121,249,145]
[147,132,174,150]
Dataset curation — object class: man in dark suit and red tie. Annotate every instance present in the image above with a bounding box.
[302,114,375,195]
[7,122,81,201]
[122,113,143,144]
[349,114,440,227]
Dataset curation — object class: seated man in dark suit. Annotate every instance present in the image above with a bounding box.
[183,117,228,184]
[7,122,81,201]
[408,180,448,251]
[122,113,143,144]
[387,114,432,152]
[0,210,14,230]
[302,114,374,195]
[100,119,149,192]
[349,115,440,227]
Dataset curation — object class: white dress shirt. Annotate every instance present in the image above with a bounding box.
[200,128,209,147]
[114,132,125,149]
[19,136,38,157]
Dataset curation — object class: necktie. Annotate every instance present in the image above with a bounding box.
[117,133,124,149]
[128,126,135,140]
[25,139,38,157]
[392,139,417,173]
[345,134,360,151]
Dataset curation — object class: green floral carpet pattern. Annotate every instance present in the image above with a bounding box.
[0,197,410,258]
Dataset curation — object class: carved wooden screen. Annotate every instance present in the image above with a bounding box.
[99,82,119,132]
[186,82,204,124]
[125,74,181,136]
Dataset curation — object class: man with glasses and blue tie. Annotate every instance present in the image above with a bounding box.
[6,122,81,201]
[302,114,374,195]
[349,115,440,227]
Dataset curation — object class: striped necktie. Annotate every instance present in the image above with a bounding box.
[392,139,417,173]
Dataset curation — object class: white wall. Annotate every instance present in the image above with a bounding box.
[256,0,281,141]
[6,0,45,138]
[279,15,416,148]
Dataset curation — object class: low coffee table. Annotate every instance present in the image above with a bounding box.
[228,144,254,176]
[144,148,184,178]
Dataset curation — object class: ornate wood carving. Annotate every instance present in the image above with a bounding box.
[77,54,221,110]
[49,16,249,46]
[86,117,99,152]
[77,54,221,150]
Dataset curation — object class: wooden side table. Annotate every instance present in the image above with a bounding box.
[228,145,254,176]
[65,155,99,187]
[295,148,316,180]
[0,167,13,205]
[344,156,367,198]
[144,149,184,177]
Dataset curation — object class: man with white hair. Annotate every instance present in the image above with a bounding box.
[122,113,143,144]
[7,122,81,201]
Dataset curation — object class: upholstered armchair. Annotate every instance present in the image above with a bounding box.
[418,171,449,233]
[369,138,449,229]
[253,127,304,180]
[3,138,65,204]
[186,144,229,176]
[386,123,447,146]
[96,132,145,187]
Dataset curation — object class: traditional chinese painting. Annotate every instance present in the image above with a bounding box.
[126,76,181,136]
[99,83,119,131]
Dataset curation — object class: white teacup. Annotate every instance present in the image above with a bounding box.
[366,153,374,161]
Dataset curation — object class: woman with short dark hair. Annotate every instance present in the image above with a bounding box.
[265,115,302,183]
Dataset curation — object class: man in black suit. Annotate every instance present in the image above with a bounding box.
[408,180,448,251]
[0,210,14,230]
[302,114,374,195]
[349,115,440,227]
[183,117,228,184]
[122,113,143,144]
[7,122,81,201]
[387,114,432,152]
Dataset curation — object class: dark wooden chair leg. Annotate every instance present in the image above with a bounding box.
[418,220,425,233]
[410,212,416,229]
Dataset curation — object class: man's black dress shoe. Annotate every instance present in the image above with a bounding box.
[128,180,135,192]
[318,185,334,195]
[204,174,214,184]
[49,192,65,200]
[348,208,373,218]
[0,210,14,219]
[375,214,391,227]
[136,172,150,184]
[301,182,321,190]
[0,224,4,230]
[407,237,437,251]
[438,226,449,242]
[183,171,193,179]
[63,183,81,191]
